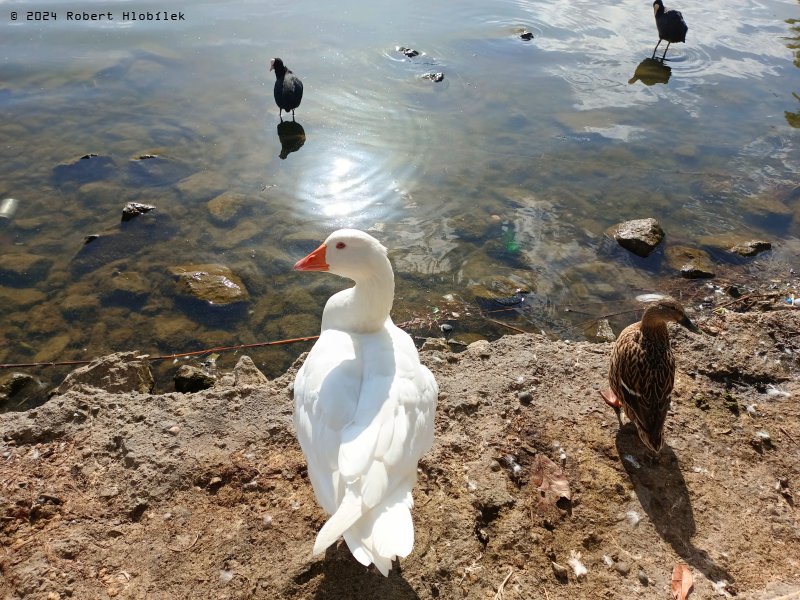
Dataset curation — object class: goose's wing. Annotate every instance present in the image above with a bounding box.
[294,328,362,514]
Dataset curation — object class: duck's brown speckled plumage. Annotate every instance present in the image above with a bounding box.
[602,297,700,453]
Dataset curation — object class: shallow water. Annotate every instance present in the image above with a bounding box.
[0,0,798,400]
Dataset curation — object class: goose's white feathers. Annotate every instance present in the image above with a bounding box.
[292,229,437,576]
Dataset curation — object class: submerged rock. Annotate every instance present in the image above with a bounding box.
[608,218,664,257]
[169,264,250,306]
[101,270,151,305]
[176,171,227,202]
[71,211,177,277]
[469,277,529,310]
[207,191,248,225]
[0,253,53,286]
[0,285,46,309]
[52,153,116,187]
[666,246,716,279]
[0,373,47,411]
[121,202,156,222]
[743,191,793,229]
[60,294,102,319]
[127,154,192,187]
[730,240,772,257]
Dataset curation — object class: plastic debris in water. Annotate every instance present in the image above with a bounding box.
[0,198,19,221]
[502,230,521,253]
[635,293,668,303]
[568,550,588,579]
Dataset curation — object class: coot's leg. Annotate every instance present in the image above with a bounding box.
[652,39,662,58]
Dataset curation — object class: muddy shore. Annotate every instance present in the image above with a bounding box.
[1,304,799,599]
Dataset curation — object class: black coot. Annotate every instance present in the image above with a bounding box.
[269,58,303,119]
[652,0,688,60]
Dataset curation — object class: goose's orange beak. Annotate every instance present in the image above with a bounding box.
[294,243,329,271]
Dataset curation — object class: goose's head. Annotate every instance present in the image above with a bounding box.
[294,229,391,282]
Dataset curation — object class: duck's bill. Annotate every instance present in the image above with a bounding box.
[294,243,329,271]
[680,317,702,334]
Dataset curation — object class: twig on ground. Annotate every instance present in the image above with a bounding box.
[714,292,783,311]
[492,568,514,600]
[780,427,797,446]
[168,532,201,552]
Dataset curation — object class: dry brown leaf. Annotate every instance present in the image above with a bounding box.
[672,563,693,600]
[531,454,571,509]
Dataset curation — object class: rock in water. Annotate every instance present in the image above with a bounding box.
[608,218,664,257]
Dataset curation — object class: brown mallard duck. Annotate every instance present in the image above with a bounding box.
[600,296,701,453]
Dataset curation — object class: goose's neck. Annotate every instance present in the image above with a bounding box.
[322,261,395,334]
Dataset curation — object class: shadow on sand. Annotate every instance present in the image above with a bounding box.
[615,425,734,586]
[294,544,420,600]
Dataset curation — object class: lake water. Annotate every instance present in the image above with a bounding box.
[1,0,798,400]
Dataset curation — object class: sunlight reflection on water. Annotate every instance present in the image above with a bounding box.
[0,0,797,397]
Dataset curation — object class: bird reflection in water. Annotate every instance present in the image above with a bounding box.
[628,57,672,86]
[277,120,306,159]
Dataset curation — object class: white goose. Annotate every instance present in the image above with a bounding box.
[292,229,438,576]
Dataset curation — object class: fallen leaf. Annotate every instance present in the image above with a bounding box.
[672,563,693,600]
[531,454,571,509]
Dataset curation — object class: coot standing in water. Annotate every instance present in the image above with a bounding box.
[269,58,303,119]
[652,0,688,60]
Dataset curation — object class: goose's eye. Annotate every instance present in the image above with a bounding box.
[336,242,346,249]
